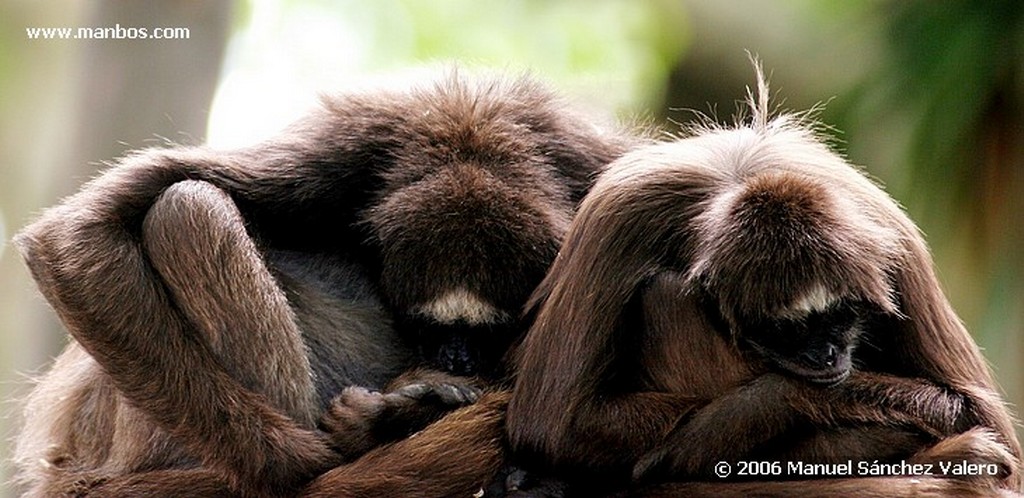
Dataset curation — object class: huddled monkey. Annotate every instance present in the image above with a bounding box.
[12,70,637,497]
[506,65,1022,497]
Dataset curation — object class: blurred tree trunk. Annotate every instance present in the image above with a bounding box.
[67,0,235,195]
[1,2,233,495]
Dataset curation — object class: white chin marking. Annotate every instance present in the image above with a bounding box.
[787,284,837,317]
[415,288,507,326]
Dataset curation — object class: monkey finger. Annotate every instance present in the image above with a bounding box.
[434,382,483,405]
[441,382,483,404]
[330,386,387,414]
[390,382,481,406]
[390,382,433,400]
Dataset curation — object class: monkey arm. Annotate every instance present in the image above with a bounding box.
[12,92,433,491]
[12,118,386,493]
[512,390,704,482]
[796,373,1020,481]
[15,175,351,494]
[632,374,801,482]
[632,372,1003,483]
[788,371,977,436]
[304,392,511,498]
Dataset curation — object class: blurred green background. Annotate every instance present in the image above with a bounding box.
[1,1,1022,494]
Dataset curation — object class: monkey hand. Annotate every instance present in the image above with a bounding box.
[377,368,485,432]
[319,386,390,461]
[389,379,483,406]
[319,382,481,461]
[376,381,482,434]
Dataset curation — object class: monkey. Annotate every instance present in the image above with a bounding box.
[504,66,1022,497]
[12,70,637,497]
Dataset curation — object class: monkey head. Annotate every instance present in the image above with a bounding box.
[689,149,903,385]
[362,76,614,377]
[370,156,572,377]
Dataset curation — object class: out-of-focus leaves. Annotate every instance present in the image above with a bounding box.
[864,2,1023,229]
[853,1,1024,393]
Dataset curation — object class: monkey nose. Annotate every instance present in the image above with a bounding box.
[801,344,839,369]
[437,338,477,376]
[822,344,838,367]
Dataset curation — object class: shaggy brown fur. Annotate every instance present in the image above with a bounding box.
[304,392,510,498]
[506,67,1022,496]
[13,71,635,497]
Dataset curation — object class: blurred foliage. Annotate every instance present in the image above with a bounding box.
[864,1,1023,224]
[397,0,688,110]
[208,0,689,147]
[848,1,1024,361]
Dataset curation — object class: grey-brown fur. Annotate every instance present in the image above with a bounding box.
[13,70,635,497]
[506,66,1022,496]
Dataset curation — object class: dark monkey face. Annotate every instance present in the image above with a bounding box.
[740,300,867,385]
[703,291,868,386]
[399,316,524,377]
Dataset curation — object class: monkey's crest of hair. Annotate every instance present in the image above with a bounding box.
[597,67,907,322]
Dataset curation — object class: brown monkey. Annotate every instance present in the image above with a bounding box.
[13,71,636,497]
[506,67,1022,497]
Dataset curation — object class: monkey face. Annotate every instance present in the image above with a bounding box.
[740,301,866,385]
[400,315,522,377]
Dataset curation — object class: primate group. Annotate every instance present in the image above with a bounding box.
[12,63,1021,497]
